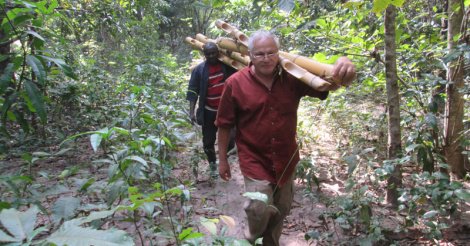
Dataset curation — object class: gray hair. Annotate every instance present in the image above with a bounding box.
[248,30,280,51]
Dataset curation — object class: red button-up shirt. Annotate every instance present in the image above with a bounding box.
[216,66,328,186]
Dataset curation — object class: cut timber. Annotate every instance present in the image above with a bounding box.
[280,58,333,91]
[215,20,249,47]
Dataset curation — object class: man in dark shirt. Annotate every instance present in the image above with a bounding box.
[187,42,236,180]
[216,30,356,245]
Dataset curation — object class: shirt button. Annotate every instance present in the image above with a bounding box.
[271,122,274,125]
[270,107,273,110]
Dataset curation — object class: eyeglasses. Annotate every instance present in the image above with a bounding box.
[251,52,279,60]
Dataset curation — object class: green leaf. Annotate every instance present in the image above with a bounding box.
[200,218,217,235]
[343,155,358,174]
[25,30,45,42]
[278,0,295,13]
[372,0,405,14]
[178,227,204,241]
[423,210,439,219]
[124,156,148,168]
[24,80,47,123]
[26,55,46,86]
[359,205,371,227]
[68,208,119,226]
[32,151,51,157]
[390,0,405,7]
[359,238,373,246]
[372,0,388,13]
[111,127,130,136]
[0,206,39,242]
[79,178,96,192]
[52,197,80,222]
[38,55,77,80]
[178,227,192,240]
[90,133,103,152]
[0,228,18,242]
[304,230,320,240]
[0,201,11,211]
[47,0,59,14]
[242,192,268,203]
[424,113,437,129]
[455,189,470,202]
[54,148,71,156]
[405,143,423,153]
[47,222,133,246]
[465,0,470,6]
[0,63,14,93]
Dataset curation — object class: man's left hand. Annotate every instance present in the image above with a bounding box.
[332,56,356,86]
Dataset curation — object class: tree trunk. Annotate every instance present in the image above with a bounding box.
[0,4,10,73]
[444,0,467,178]
[384,5,402,207]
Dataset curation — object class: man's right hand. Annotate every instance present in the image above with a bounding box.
[219,159,231,181]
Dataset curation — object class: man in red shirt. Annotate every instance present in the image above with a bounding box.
[215,30,356,245]
[187,42,236,180]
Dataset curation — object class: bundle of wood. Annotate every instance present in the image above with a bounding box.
[185,20,337,91]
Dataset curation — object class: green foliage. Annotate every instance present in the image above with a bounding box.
[47,224,134,246]
[0,0,468,244]
[0,206,44,244]
[52,196,81,222]
[185,216,253,245]
[0,1,77,136]
[372,0,405,14]
[0,205,133,246]
[397,170,470,240]
[296,156,321,193]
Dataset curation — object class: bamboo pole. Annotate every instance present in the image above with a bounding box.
[219,53,246,70]
[279,51,334,81]
[216,37,249,55]
[185,36,244,70]
[279,58,333,91]
[184,37,204,50]
[195,34,250,66]
[195,33,215,43]
[214,21,337,82]
[215,20,249,47]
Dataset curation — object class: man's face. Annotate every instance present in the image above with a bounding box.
[249,37,279,77]
[203,46,219,65]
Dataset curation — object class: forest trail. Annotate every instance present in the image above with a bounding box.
[175,127,346,246]
[177,153,319,246]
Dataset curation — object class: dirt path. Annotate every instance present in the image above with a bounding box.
[181,152,325,246]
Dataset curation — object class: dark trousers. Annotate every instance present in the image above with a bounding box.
[202,109,235,163]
